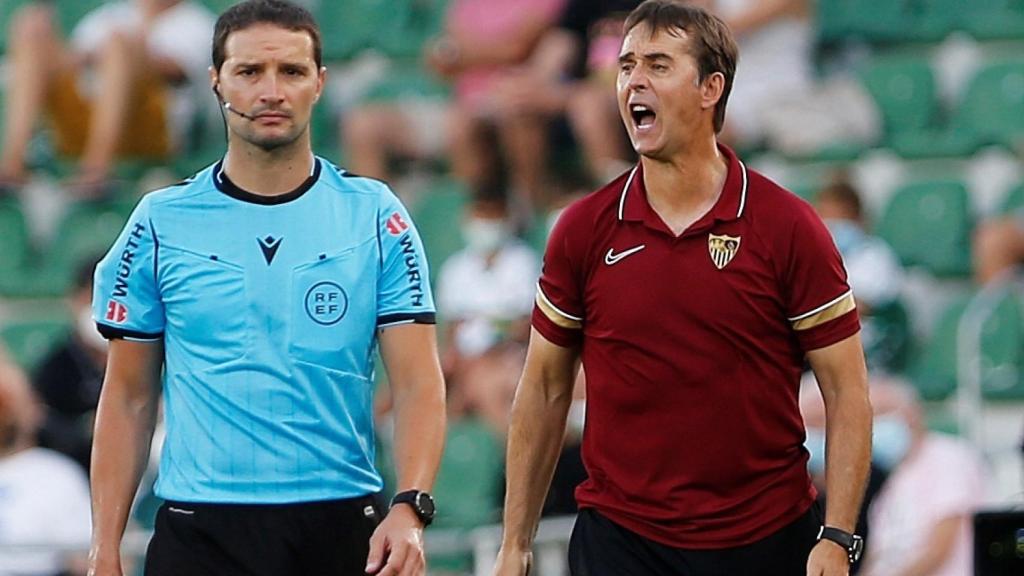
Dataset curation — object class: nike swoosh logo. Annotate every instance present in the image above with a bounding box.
[604,244,646,265]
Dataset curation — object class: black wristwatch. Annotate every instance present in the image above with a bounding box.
[817,525,864,564]
[390,490,436,526]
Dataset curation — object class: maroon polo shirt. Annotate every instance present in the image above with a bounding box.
[533,145,859,548]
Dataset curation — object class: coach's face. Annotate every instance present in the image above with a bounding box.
[212,23,325,151]
[616,23,723,159]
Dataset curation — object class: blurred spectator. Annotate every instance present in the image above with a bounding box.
[974,210,1024,285]
[520,0,638,184]
[0,0,215,196]
[437,192,540,373]
[814,181,910,372]
[343,0,567,213]
[705,0,878,155]
[32,257,106,472]
[860,379,987,576]
[0,351,91,576]
[456,340,527,441]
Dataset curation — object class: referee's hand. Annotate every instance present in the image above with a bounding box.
[86,550,123,576]
[492,547,532,576]
[365,504,426,576]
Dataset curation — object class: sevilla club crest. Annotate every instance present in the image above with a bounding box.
[708,234,741,270]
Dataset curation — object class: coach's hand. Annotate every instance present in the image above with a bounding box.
[365,504,426,576]
[806,540,850,576]
[492,546,532,576]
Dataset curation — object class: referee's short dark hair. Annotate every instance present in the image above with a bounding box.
[212,0,322,72]
[624,0,738,134]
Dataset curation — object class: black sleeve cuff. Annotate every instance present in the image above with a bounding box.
[377,312,436,327]
[96,323,163,341]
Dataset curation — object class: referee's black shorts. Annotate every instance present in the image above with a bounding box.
[568,502,823,576]
[144,495,384,576]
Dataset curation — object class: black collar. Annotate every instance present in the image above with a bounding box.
[213,158,321,205]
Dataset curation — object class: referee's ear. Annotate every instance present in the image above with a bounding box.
[209,66,220,97]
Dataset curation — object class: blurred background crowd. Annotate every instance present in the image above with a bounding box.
[0,0,1022,575]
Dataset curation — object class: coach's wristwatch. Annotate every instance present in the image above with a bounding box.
[816,525,864,564]
[390,490,436,526]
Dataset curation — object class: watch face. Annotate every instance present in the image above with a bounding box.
[416,492,436,517]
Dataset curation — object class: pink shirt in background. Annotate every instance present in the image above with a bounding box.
[864,434,987,576]
[446,0,567,111]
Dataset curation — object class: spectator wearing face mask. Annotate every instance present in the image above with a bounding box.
[814,181,910,373]
[31,256,107,473]
[437,191,540,373]
[863,379,987,576]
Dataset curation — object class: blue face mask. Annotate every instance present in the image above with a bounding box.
[872,415,912,471]
[804,427,826,475]
[824,218,865,255]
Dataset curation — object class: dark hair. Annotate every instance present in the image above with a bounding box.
[624,0,738,133]
[212,0,322,72]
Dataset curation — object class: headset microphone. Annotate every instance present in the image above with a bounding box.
[223,101,258,121]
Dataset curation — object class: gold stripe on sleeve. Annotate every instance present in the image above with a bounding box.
[535,290,583,330]
[791,292,856,331]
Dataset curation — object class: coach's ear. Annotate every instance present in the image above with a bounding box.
[700,71,725,112]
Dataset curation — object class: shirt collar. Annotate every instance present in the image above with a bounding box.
[213,156,322,206]
[618,143,748,226]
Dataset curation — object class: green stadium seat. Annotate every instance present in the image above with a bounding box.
[876,180,973,277]
[410,178,468,283]
[0,199,30,276]
[53,0,107,36]
[860,56,938,145]
[999,182,1024,215]
[0,319,70,371]
[432,418,504,530]
[844,0,915,42]
[912,291,1024,401]
[316,0,407,61]
[964,0,1024,40]
[952,60,1024,150]
[32,200,134,297]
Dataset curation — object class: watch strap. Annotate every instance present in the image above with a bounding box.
[817,525,864,563]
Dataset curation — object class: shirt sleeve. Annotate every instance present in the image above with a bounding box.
[377,188,436,327]
[782,202,860,351]
[92,196,165,341]
[532,204,586,348]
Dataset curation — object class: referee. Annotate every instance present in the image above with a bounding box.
[87,2,445,575]
[494,2,872,575]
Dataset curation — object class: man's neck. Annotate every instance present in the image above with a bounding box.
[641,137,728,236]
[223,138,315,196]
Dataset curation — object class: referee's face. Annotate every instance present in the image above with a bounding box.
[616,24,722,160]
[213,23,325,152]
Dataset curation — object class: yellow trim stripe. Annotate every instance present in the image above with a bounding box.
[791,292,856,331]
[535,288,583,330]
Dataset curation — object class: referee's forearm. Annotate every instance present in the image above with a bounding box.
[89,376,158,555]
[500,375,573,550]
[390,377,446,492]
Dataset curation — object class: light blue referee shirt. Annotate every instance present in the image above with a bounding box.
[92,157,435,504]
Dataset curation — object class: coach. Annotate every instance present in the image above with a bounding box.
[493,2,872,575]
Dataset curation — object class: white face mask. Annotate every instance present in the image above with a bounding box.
[462,218,509,253]
[77,309,108,351]
[872,414,912,471]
